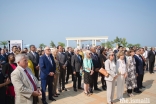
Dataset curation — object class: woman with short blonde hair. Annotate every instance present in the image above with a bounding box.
[83,50,94,96]
[51,48,60,97]
[116,51,127,100]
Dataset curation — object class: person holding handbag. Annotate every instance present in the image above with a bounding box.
[105,51,118,104]
[116,51,127,101]
[83,50,94,96]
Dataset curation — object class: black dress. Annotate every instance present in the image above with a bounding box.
[0,70,6,104]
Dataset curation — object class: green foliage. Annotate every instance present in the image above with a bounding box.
[39,43,46,50]
[0,41,8,48]
[58,42,65,48]
[50,41,56,48]
[101,41,114,48]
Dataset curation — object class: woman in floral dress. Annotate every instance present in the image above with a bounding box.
[126,49,137,97]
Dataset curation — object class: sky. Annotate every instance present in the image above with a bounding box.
[0,0,156,48]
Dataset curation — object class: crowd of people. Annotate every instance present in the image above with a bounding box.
[0,45,155,104]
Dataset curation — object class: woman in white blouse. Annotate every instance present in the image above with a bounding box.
[116,51,127,100]
[105,51,118,104]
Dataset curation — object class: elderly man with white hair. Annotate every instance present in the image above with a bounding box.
[11,54,41,104]
[39,46,56,104]
[71,48,83,92]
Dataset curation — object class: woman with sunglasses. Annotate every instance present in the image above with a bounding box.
[83,50,94,96]
[105,51,118,104]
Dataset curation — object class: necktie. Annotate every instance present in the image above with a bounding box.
[33,52,36,58]
[48,56,53,65]
[24,69,37,91]
[77,55,81,61]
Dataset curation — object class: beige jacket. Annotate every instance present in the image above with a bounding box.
[11,66,40,104]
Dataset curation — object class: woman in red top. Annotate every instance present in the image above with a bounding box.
[2,54,17,104]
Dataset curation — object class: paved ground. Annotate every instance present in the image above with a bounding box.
[39,68,156,104]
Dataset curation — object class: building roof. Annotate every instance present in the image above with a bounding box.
[66,36,108,41]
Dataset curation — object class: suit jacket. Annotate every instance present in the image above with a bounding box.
[2,63,17,86]
[65,51,73,66]
[57,52,68,67]
[99,54,107,68]
[0,54,7,66]
[91,53,101,70]
[71,54,83,72]
[134,55,144,75]
[105,59,117,81]
[39,54,56,80]
[11,66,40,104]
[148,50,155,62]
[27,52,39,67]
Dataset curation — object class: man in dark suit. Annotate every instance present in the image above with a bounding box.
[0,49,7,68]
[27,45,40,80]
[139,48,146,89]
[71,48,83,92]
[9,46,18,55]
[134,49,144,93]
[65,47,73,84]
[90,47,101,93]
[148,47,155,74]
[57,45,68,92]
[39,46,56,104]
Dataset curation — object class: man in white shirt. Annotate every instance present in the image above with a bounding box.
[143,46,149,71]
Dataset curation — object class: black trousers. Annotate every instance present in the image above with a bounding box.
[149,61,154,73]
[101,74,107,87]
[66,65,73,82]
[34,67,39,80]
[90,71,98,89]
[59,68,66,89]
[41,76,53,101]
[0,87,6,104]
[140,74,144,87]
[134,74,142,91]
[73,72,82,88]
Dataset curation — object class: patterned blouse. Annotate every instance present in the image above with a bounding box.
[54,56,60,73]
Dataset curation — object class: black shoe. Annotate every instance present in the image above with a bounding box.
[49,97,56,101]
[78,87,84,90]
[90,89,93,93]
[74,88,77,92]
[102,86,106,91]
[42,101,48,104]
[142,86,145,88]
[56,93,60,95]
[62,88,67,91]
[94,88,102,91]
[58,90,62,93]
[53,95,58,97]
[135,90,142,93]
[139,87,142,89]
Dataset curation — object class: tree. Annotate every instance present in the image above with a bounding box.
[50,41,56,48]
[121,38,128,47]
[113,36,122,46]
[58,42,65,48]
[0,41,8,48]
[39,43,46,50]
[134,44,141,48]
[101,41,114,49]
[127,43,133,48]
